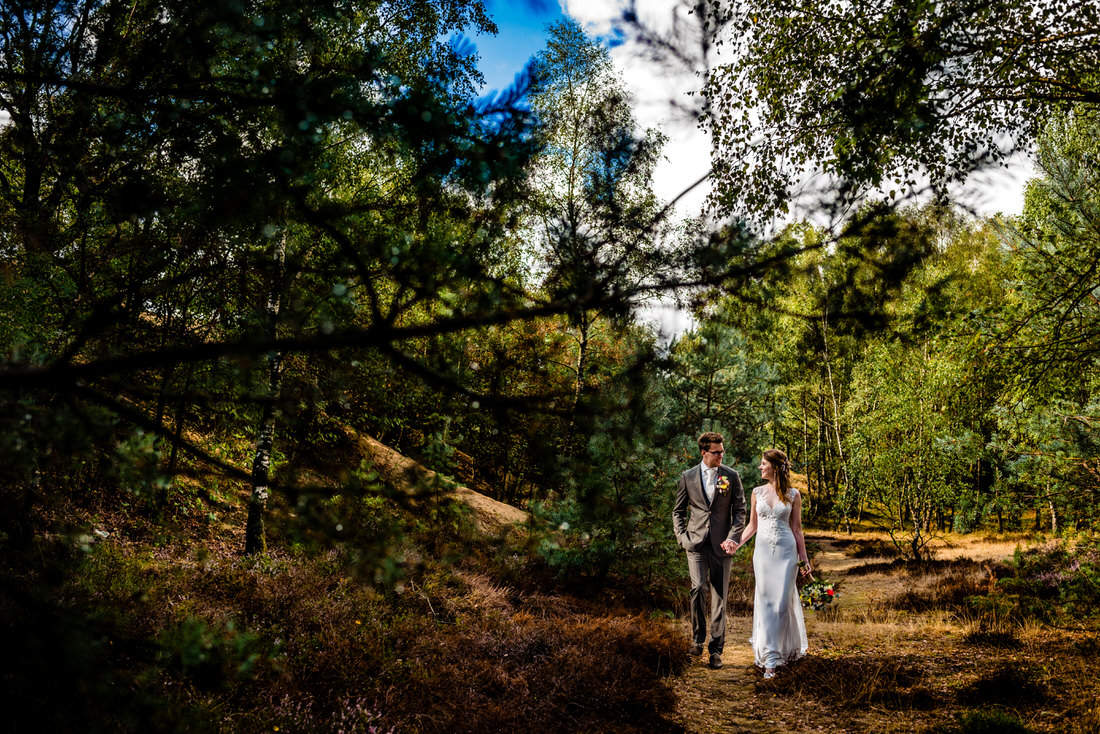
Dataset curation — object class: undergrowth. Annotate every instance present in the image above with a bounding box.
[1,522,690,733]
[980,537,1100,622]
[869,536,1100,629]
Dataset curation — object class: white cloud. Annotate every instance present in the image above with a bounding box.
[951,150,1034,217]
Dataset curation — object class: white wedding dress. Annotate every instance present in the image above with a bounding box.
[750,485,808,669]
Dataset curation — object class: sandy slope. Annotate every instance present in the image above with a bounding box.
[347,427,528,531]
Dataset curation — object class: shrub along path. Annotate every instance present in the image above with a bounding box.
[668,531,1100,734]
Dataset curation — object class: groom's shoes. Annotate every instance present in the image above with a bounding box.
[709,653,723,669]
[688,643,704,656]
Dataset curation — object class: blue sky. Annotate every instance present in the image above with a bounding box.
[474,0,564,95]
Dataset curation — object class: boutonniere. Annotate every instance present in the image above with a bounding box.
[716,476,730,495]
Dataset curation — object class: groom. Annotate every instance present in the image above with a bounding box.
[673,431,746,669]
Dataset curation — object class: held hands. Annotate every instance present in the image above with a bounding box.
[721,539,739,555]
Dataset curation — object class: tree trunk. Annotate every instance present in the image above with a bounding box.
[245,356,281,554]
[165,361,195,476]
[804,395,813,512]
[1046,476,1058,534]
[244,232,286,555]
[570,314,591,443]
[819,307,853,531]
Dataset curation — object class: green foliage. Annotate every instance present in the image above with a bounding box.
[1006,107,1100,380]
[0,0,539,544]
[847,335,974,553]
[989,396,1100,533]
[0,0,748,572]
[156,616,263,690]
[0,540,206,733]
[530,344,685,593]
[968,108,1100,534]
[693,173,1097,540]
[114,430,171,502]
[697,0,1100,220]
[988,537,1100,622]
[667,321,778,461]
[269,459,479,585]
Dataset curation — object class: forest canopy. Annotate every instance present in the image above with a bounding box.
[0,0,1097,569]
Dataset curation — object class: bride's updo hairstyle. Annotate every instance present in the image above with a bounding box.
[763,448,792,504]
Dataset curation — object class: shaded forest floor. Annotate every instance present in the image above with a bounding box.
[670,531,1100,734]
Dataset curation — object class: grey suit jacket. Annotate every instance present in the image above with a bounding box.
[673,462,747,556]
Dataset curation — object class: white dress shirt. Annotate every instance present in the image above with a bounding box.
[702,463,717,503]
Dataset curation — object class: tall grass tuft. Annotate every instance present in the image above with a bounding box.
[931,709,1034,734]
[759,655,937,711]
[956,663,1048,706]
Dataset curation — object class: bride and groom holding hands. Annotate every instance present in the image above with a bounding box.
[673,431,812,679]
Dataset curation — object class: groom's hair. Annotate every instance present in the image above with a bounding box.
[698,432,724,452]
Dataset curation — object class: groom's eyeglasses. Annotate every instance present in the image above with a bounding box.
[704,450,724,456]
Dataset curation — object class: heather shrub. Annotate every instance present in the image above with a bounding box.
[960,628,1021,649]
[155,616,263,689]
[889,567,988,613]
[832,537,901,559]
[384,611,687,733]
[990,537,1100,621]
[0,540,215,734]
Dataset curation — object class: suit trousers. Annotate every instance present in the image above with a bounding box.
[686,546,731,654]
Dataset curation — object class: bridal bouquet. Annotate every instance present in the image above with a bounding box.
[716,476,730,495]
[799,579,839,610]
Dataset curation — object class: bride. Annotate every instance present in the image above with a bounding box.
[723,448,811,678]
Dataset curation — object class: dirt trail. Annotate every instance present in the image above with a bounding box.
[668,531,1035,734]
[669,533,869,734]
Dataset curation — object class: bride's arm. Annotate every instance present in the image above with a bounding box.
[738,491,759,546]
[789,492,812,573]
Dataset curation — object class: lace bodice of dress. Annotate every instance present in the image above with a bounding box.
[756,487,795,554]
